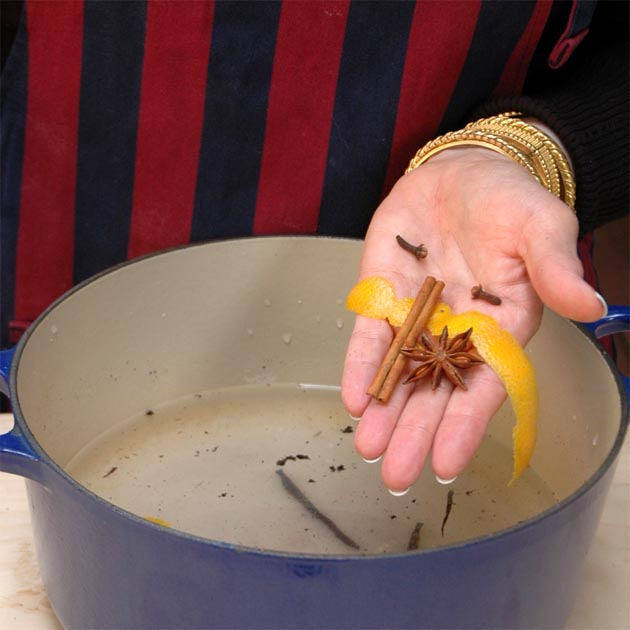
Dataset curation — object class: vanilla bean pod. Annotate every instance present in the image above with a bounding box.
[407,521,423,551]
[441,490,455,536]
[276,469,360,550]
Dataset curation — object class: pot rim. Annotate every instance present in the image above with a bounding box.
[7,236,629,561]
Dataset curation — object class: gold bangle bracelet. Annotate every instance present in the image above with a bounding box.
[406,112,576,211]
[479,113,576,209]
[469,115,567,200]
[473,119,558,184]
[407,134,543,184]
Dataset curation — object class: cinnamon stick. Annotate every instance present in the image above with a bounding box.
[367,276,436,399]
[367,276,445,402]
[378,279,445,402]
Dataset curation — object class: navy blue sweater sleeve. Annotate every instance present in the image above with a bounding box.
[471,1,629,235]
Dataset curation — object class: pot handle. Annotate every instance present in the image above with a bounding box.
[0,346,13,397]
[583,305,630,400]
[0,347,43,482]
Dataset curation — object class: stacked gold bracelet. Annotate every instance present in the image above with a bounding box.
[406,112,576,211]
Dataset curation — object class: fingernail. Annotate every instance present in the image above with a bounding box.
[362,455,382,464]
[435,475,457,485]
[349,414,361,422]
[595,291,608,318]
[388,487,410,497]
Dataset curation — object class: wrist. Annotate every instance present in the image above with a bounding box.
[406,113,576,211]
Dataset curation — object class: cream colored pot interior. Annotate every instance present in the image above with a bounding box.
[13,237,624,550]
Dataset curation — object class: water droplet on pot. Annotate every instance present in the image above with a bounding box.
[282,332,293,345]
[592,433,599,447]
[161,312,167,318]
[263,298,272,307]
[246,328,254,336]
[50,325,58,334]
[336,298,343,305]
[336,318,344,330]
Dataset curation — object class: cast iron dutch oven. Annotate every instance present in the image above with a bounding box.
[0,237,628,629]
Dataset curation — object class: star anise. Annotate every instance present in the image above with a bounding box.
[401,326,484,390]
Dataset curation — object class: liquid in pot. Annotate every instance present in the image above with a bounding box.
[66,384,557,554]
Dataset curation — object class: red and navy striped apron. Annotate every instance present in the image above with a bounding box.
[2,0,593,347]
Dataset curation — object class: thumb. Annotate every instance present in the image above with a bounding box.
[523,209,607,322]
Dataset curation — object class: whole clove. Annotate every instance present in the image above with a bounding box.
[471,284,502,305]
[396,235,428,260]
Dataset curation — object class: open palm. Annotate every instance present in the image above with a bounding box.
[342,148,605,493]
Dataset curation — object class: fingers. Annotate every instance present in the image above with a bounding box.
[353,371,417,463]
[344,314,452,491]
[377,382,451,492]
[430,368,506,481]
[355,369,503,493]
[341,315,392,419]
[344,279,504,491]
[523,206,607,322]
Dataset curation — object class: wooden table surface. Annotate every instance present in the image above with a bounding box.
[1,413,628,629]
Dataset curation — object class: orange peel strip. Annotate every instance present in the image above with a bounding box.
[346,276,414,327]
[428,303,538,483]
[345,276,538,482]
[144,516,171,527]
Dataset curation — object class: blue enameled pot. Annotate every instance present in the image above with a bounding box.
[1,237,628,629]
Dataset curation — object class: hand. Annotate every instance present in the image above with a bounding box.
[341,147,606,493]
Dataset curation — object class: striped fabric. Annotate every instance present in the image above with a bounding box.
[2,0,565,345]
